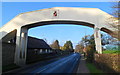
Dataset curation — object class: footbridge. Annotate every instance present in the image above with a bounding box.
[0,7,118,66]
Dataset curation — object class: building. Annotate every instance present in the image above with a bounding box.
[27,36,52,54]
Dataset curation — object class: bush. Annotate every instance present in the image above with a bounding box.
[86,50,95,63]
[86,45,95,63]
[94,53,120,73]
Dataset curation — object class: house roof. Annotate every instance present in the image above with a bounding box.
[27,36,51,49]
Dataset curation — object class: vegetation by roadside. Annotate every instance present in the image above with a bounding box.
[103,50,120,54]
[86,62,103,73]
[94,53,120,73]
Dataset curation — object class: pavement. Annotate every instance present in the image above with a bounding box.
[76,54,90,73]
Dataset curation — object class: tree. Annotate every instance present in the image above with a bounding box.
[50,40,60,49]
[79,35,96,62]
[80,34,117,48]
[78,33,117,62]
[101,34,118,46]
[75,44,84,53]
[111,2,120,20]
[107,1,120,40]
[62,41,73,51]
[60,46,65,50]
[80,35,95,47]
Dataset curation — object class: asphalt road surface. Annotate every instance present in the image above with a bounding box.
[4,53,81,75]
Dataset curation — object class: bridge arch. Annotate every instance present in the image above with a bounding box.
[15,20,101,66]
[0,7,117,66]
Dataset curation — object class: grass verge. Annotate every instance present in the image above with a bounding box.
[86,62,103,73]
[103,50,120,54]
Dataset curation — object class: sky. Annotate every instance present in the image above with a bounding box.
[2,2,114,48]
[1,0,118,2]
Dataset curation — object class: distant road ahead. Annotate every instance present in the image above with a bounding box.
[5,53,81,74]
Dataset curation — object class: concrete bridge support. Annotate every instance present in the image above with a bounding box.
[14,28,28,66]
[94,27,102,54]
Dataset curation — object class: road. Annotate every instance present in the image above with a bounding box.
[4,53,81,75]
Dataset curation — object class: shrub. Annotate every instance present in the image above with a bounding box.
[86,45,95,63]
